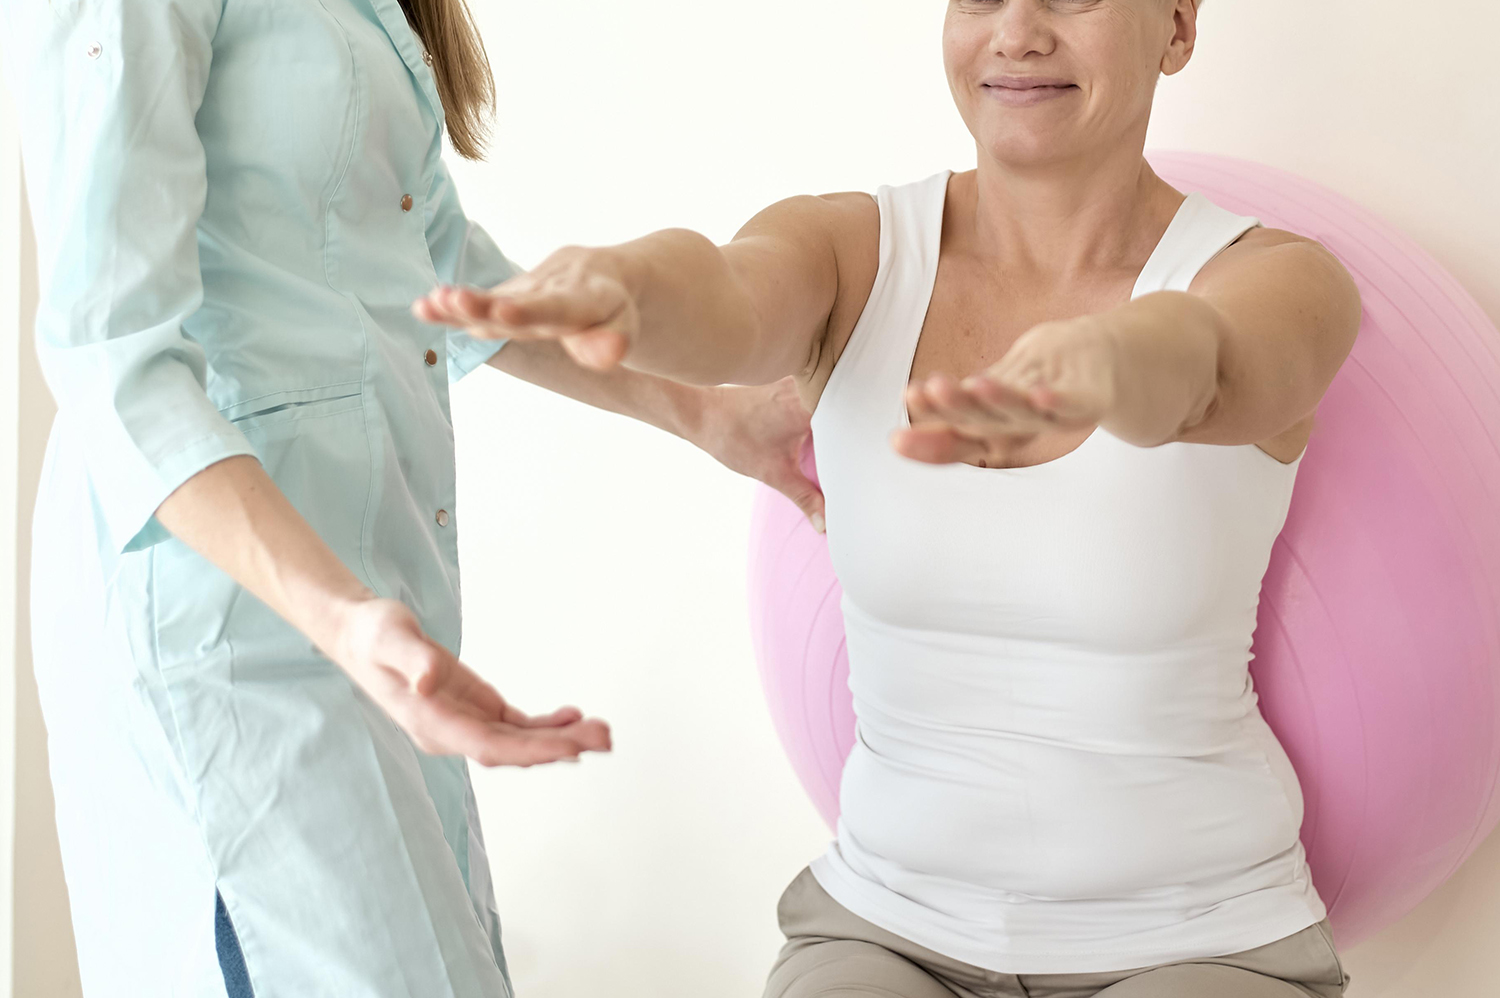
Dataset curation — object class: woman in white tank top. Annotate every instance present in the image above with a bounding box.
[418,2,1362,995]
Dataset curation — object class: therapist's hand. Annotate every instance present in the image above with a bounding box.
[698,379,826,533]
[420,288,826,532]
[329,598,612,766]
[155,455,609,770]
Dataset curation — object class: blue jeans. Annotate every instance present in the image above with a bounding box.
[215,891,254,998]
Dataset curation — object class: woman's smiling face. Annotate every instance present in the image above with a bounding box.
[944,0,1198,169]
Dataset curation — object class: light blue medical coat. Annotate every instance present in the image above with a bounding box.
[2,0,520,994]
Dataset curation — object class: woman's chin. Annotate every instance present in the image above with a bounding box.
[978,134,1082,172]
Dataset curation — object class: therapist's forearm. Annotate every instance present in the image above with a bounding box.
[153,454,614,766]
[486,339,716,443]
[154,455,373,655]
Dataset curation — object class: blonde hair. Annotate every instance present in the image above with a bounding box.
[399,0,495,161]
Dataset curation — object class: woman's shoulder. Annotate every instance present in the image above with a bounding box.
[813,172,958,366]
[1226,225,1324,252]
[735,189,882,306]
[1194,224,1352,295]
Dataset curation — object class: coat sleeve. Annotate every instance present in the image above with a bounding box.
[423,160,524,381]
[3,0,258,554]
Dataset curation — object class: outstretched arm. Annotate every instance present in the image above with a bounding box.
[895,229,1361,466]
[485,341,827,529]
[414,193,874,389]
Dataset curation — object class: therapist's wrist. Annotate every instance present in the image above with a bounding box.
[301,586,382,666]
[661,382,721,445]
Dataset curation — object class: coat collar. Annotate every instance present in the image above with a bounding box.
[364,0,446,130]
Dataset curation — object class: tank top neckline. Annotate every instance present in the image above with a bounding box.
[892,172,1228,477]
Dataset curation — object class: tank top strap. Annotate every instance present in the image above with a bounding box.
[814,171,951,428]
[1132,193,1260,298]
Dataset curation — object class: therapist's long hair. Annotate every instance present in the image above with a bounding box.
[400,0,495,161]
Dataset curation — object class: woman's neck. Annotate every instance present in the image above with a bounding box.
[962,141,1185,289]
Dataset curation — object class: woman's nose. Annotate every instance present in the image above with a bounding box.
[989,1,1058,61]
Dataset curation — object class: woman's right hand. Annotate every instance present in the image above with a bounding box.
[324,597,612,767]
[414,247,640,372]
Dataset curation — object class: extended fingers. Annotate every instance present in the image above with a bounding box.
[411,285,536,339]
[420,714,598,766]
[406,697,612,766]
[891,424,991,466]
[908,372,1052,436]
[414,285,633,372]
[962,375,1056,424]
[415,270,629,336]
[496,697,611,752]
[516,705,586,728]
[412,285,492,326]
[440,668,594,734]
[486,689,610,750]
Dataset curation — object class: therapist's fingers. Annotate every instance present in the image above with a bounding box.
[431,659,610,748]
[393,665,611,762]
[405,676,612,762]
[535,716,613,754]
[507,705,586,728]
[438,711,612,765]
[407,703,608,767]
[437,666,602,739]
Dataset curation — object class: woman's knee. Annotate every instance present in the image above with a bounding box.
[1091,963,1317,998]
[765,938,959,998]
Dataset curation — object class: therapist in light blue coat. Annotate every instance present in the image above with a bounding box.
[2,0,824,994]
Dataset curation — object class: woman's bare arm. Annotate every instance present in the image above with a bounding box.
[414,193,878,390]
[1171,230,1361,447]
[897,230,1361,466]
[484,340,828,527]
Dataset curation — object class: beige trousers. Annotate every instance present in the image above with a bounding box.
[765,870,1349,998]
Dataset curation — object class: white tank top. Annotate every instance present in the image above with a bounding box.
[808,172,1327,975]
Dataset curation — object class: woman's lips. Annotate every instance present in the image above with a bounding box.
[981,79,1079,107]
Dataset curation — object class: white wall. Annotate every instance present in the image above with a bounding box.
[446,2,1500,997]
[1,62,22,998]
[1,61,78,998]
[10,194,75,998]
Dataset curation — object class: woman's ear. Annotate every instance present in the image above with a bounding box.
[1160,0,1199,77]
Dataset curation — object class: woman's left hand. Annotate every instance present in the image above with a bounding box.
[414,259,637,371]
[893,317,1118,467]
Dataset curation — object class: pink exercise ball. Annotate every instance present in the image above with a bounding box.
[747,153,1500,949]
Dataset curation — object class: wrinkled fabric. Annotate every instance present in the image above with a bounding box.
[2,0,519,994]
